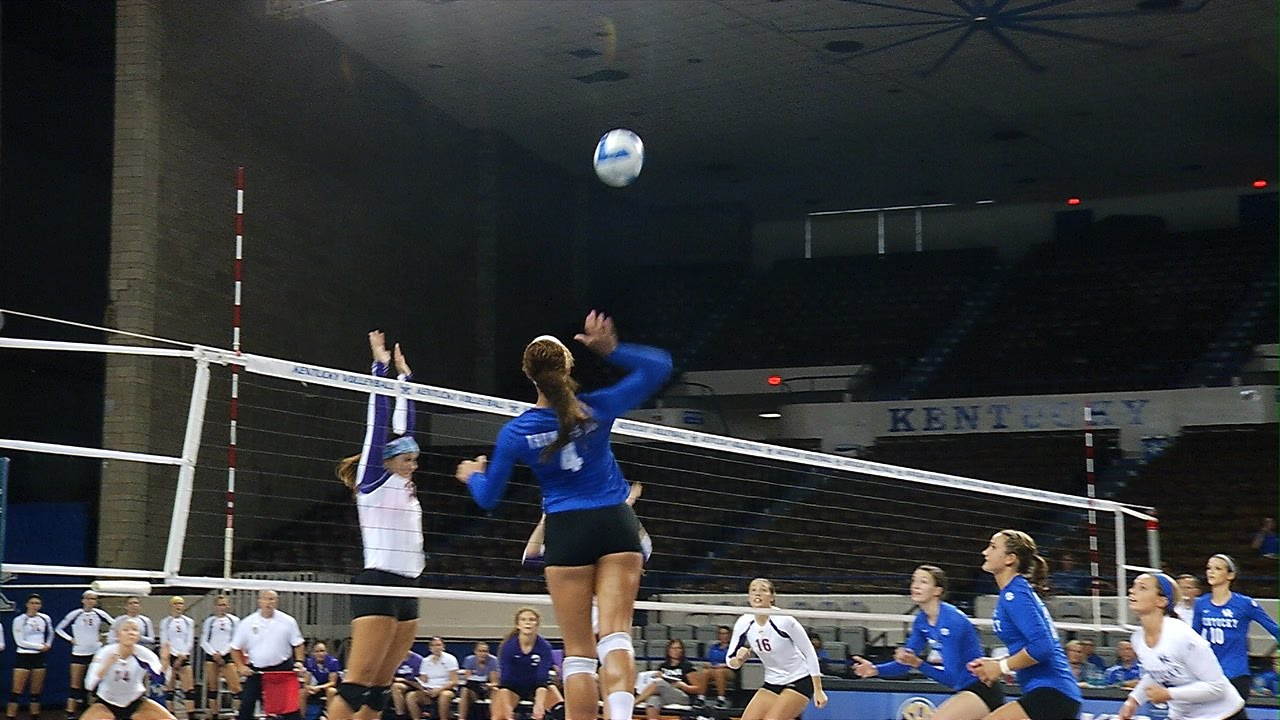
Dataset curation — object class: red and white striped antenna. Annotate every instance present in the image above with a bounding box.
[224,167,244,580]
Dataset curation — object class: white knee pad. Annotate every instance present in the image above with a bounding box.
[561,656,598,679]
[596,631,634,663]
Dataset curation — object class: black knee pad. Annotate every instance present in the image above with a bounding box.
[363,686,390,713]
[335,683,368,712]
[9,694,20,704]
[231,692,242,701]
[72,688,86,702]
[545,701,565,720]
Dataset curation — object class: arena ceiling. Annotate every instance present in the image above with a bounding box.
[296,0,1276,218]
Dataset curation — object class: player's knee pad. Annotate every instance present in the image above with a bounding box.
[363,686,390,712]
[9,693,20,704]
[72,688,86,702]
[231,692,242,701]
[596,632,633,663]
[561,656,597,679]
[545,701,565,720]
[335,683,368,712]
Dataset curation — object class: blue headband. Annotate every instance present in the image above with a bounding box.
[1154,573,1177,608]
[383,436,420,460]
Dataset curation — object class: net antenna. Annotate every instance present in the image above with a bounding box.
[0,324,1159,633]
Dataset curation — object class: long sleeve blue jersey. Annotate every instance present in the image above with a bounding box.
[1192,591,1280,679]
[468,343,672,513]
[992,575,1082,700]
[875,602,985,691]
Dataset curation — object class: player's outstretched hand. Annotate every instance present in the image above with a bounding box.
[394,342,411,377]
[574,310,618,356]
[369,331,391,366]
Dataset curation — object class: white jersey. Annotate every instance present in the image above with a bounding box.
[201,614,240,655]
[356,474,425,577]
[12,613,54,654]
[728,613,821,686]
[159,615,196,656]
[111,614,156,647]
[56,607,114,655]
[1129,617,1245,720]
[86,643,163,707]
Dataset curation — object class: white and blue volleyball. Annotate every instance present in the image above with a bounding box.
[593,129,644,187]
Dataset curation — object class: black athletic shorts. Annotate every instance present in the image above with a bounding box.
[15,652,47,670]
[351,568,420,621]
[959,680,1005,711]
[71,653,95,667]
[500,684,549,703]
[543,503,642,567]
[1017,687,1081,720]
[464,680,491,700]
[96,695,145,720]
[761,675,814,698]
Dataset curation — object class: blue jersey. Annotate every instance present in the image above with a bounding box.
[395,651,425,681]
[468,343,672,514]
[992,575,1082,700]
[1104,662,1141,686]
[1192,592,1280,679]
[875,602,985,691]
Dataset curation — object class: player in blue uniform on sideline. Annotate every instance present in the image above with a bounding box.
[457,311,672,720]
[969,530,1083,720]
[853,565,1004,719]
[1193,553,1280,710]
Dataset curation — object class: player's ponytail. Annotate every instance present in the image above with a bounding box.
[523,337,590,462]
[336,454,360,493]
[999,529,1050,592]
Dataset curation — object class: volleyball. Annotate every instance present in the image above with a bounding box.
[593,128,644,187]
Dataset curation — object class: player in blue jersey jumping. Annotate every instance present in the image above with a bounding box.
[1193,553,1280,710]
[853,565,1004,719]
[457,311,672,720]
[969,530,1083,720]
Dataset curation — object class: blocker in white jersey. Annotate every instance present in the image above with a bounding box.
[1120,573,1245,720]
[726,578,827,720]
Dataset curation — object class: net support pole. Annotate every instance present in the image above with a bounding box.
[803,215,812,259]
[163,353,213,578]
[1114,510,1128,627]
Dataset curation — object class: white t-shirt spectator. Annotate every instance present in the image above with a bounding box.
[419,652,460,690]
[229,610,303,668]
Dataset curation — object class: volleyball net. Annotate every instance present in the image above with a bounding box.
[0,330,1160,646]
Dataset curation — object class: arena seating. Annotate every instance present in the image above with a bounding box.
[686,249,1001,388]
[924,228,1278,398]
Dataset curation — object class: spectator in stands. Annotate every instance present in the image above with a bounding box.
[389,649,425,720]
[702,625,734,710]
[417,637,459,720]
[808,633,835,675]
[1174,574,1201,624]
[1254,653,1279,697]
[301,643,341,714]
[1063,640,1089,687]
[1078,638,1105,673]
[1192,553,1280,704]
[494,608,563,720]
[1252,517,1279,559]
[851,564,1003,719]
[1048,552,1089,596]
[457,642,498,720]
[1104,640,1141,689]
[636,639,703,719]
